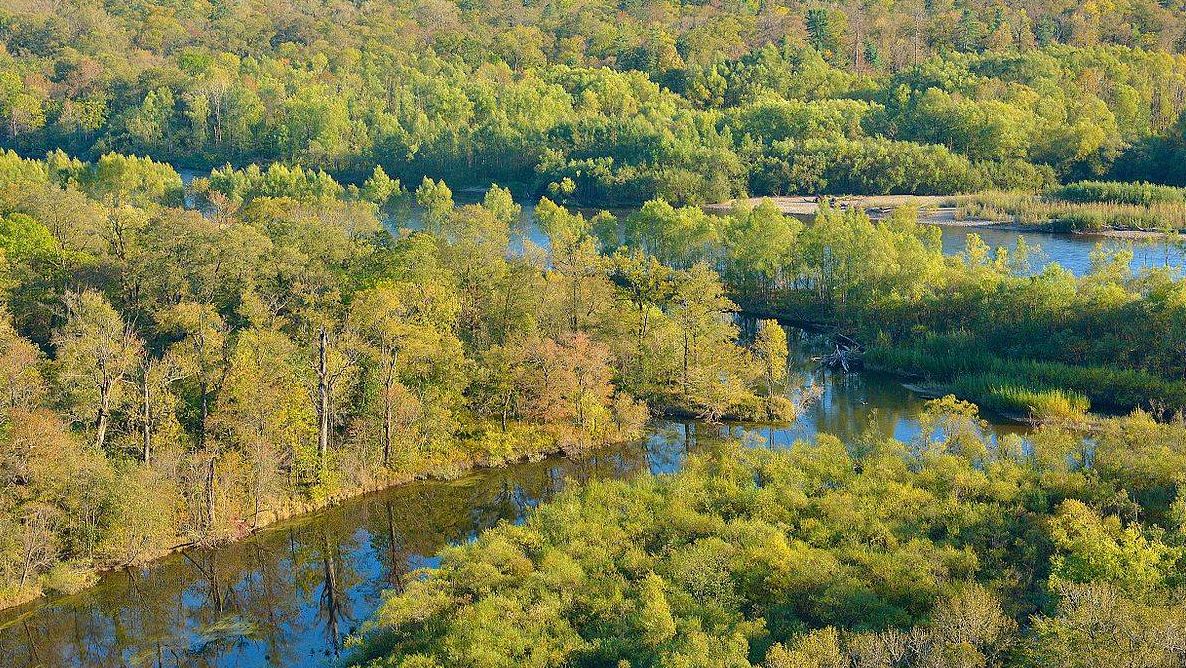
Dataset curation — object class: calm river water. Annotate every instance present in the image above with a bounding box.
[16,175,1158,667]
[503,201,1186,277]
[0,327,1026,667]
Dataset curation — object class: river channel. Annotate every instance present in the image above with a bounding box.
[4,175,1166,666]
[0,326,1027,667]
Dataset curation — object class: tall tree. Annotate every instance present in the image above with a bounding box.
[53,291,142,452]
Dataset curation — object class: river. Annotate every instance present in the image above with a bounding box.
[179,168,1184,278]
[497,202,1185,278]
[0,327,1025,667]
[12,173,1153,666]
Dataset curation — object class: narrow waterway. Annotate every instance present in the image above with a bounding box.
[0,327,1025,667]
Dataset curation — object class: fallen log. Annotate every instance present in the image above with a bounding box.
[815,343,863,372]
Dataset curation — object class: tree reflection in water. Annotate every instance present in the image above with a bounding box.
[0,439,669,667]
[0,327,1027,667]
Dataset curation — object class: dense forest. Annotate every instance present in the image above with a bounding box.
[194,160,1186,419]
[346,399,1186,667]
[0,150,793,608]
[6,0,1186,664]
[3,0,1186,203]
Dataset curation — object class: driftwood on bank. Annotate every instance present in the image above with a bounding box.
[815,334,864,372]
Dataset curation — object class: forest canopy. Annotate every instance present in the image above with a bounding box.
[3,1,1186,203]
[0,149,800,608]
[346,399,1186,668]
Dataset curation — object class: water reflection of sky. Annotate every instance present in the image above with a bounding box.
[936,226,1185,277]
[1,320,1022,668]
[23,176,1134,666]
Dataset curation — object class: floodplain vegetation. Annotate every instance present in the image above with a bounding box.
[954,182,1186,232]
[346,397,1186,668]
[6,0,1186,664]
[0,150,793,609]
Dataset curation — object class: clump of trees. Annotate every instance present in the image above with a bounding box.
[0,150,790,608]
[699,201,1186,416]
[346,397,1186,667]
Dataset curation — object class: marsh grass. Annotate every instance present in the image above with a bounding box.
[948,374,1090,420]
[949,185,1186,232]
[865,342,1186,414]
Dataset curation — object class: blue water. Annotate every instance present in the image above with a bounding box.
[936,225,1185,277]
[0,326,1023,667]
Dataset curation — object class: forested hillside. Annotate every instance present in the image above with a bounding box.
[3,0,1186,203]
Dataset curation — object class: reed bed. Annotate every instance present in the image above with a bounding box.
[1050,181,1186,206]
[949,185,1186,232]
[866,342,1186,414]
[948,373,1090,420]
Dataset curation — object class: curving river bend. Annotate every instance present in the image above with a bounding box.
[1,180,1176,665]
[0,327,1028,667]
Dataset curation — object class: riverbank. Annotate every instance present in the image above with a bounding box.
[736,305,1179,425]
[0,421,642,615]
[0,330,1034,666]
[705,195,1174,239]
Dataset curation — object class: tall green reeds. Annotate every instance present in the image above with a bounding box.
[865,339,1186,414]
[949,186,1186,231]
[948,373,1090,420]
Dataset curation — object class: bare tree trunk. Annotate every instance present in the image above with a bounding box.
[682,329,690,395]
[570,278,579,333]
[96,380,111,451]
[205,456,216,531]
[382,350,397,466]
[142,378,151,463]
[317,327,330,469]
[501,392,510,432]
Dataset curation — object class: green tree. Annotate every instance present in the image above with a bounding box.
[53,291,142,453]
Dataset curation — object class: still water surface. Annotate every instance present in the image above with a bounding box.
[0,328,1024,667]
[178,168,1184,277]
[482,199,1186,277]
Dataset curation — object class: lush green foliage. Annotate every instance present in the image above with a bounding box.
[0,150,789,608]
[348,398,1186,667]
[706,203,1186,413]
[4,1,1186,202]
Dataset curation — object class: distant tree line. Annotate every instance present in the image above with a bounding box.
[2,0,1186,203]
